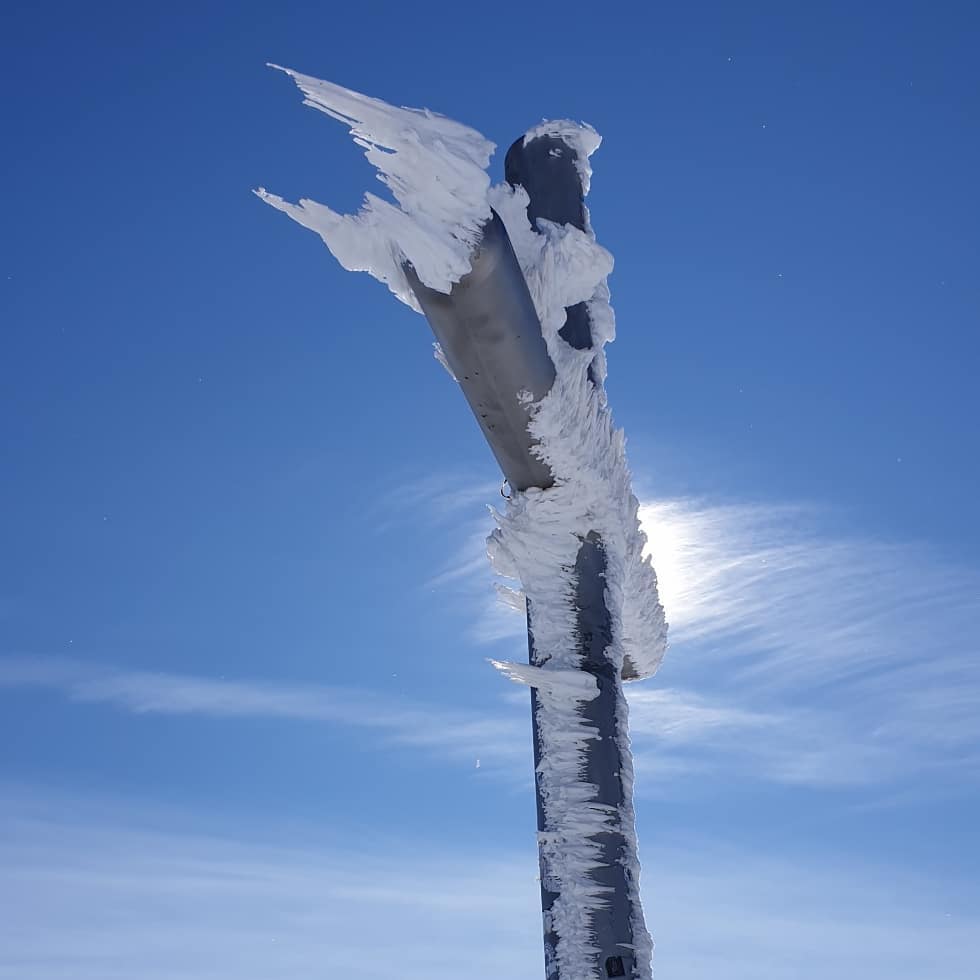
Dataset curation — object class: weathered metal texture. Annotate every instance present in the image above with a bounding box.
[403,209,555,493]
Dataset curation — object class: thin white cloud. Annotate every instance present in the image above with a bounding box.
[410,489,980,789]
[626,686,905,789]
[0,651,911,789]
[0,655,527,771]
[639,498,979,690]
[635,498,980,787]
[0,789,541,980]
[626,687,775,740]
[4,489,977,792]
[645,838,979,980]
[0,655,779,785]
[0,789,976,980]
[425,524,493,588]
[368,471,501,534]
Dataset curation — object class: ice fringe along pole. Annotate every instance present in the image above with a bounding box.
[256,67,668,980]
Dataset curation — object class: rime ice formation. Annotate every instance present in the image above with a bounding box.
[256,65,493,308]
[259,70,667,980]
[484,188,663,973]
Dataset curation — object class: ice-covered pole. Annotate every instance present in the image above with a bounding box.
[256,70,667,980]
[406,148,641,970]
[502,134,646,980]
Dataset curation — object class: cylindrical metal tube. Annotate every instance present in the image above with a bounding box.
[509,133,648,980]
[404,210,555,493]
[408,133,648,980]
[528,533,640,980]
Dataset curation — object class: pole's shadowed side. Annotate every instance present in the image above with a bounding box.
[406,134,644,980]
[528,532,637,980]
[509,135,642,980]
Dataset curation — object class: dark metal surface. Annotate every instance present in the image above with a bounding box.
[505,134,594,357]
[404,210,555,493]
[512,133,645,979]
[529,533,637,980]
[574,533,638,980]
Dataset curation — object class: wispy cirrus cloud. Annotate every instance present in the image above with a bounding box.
[3,488,978,792]
[637,498,980,787]
[0,655,526,771]
[0,789,541,980]
[0,649,944,791]
[411,489,980,790]
[639,498,979,689]
[0,654,779,784]
[367,470,501,535]
[1,788,976,980]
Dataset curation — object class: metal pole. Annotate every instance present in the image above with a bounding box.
[507,134,644,979]
[408,132,646,980]
[528,532,637,980]
[258,70,652,980]
[403,207,555,493]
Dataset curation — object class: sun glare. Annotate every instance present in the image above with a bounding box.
[638,502,695,626]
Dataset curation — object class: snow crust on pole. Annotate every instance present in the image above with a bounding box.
[522,119,602,195]
[257,72,668,980]
[485,171,667,683]
[486,148,665,976]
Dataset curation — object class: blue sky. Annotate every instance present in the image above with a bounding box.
[1,1,979,977]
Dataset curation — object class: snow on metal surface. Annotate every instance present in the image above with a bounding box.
[258,71,667,980]
[487,156,664,973]
[522,119,602,195]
